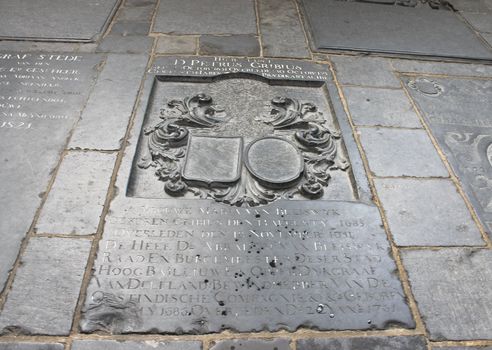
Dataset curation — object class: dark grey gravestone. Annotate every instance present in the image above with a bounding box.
[297,336,427,350]
[300,0,492,59]
[0,237,92,335]
[401,249,492,340]
[79,56,413,334]
[403,76,492,238]
[199,35,260,56]
[0,52,102,291]
[153,0,257,35]
[211,339,290,350]
[0,0,120,42]
[72,340,202,350]
[0,344,64,350]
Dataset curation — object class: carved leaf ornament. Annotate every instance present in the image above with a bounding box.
[138,93,349,206]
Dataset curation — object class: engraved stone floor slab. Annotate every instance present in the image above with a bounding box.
[297,336,427,350]
[0,344,64,350]
[79,56,413,334]
[300,0,492,59]
[210,339,290,350]
[72,340,202,350]
[0,52,102,290]
[0,0,120,41]
[402,76,492,238]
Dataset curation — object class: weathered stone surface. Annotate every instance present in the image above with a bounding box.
[69,54,149,150]
[0,41,82,52]
[97,35,154,54]
[110,21,152,36]
[331,56,400,87]
[0,52,101,290]
[72,340,202,350]
[359,128,448,177]
[199,35,260,56]
[36,151,116,235]
[80,201,414,333]
[156,36,197,54]
[448,0,492,12]
[437,348,492,350]
[153,0,257,35]
[301,0,492,59]
[402,249,492,340]
[258,0,310,58]
[0,343,64,350]
[344,87,421,128]
[483,33,492,46]
[403,76,492,237]
[211,339,290,350]
[461,12,492,33]
[0,0,120,41]
[0,237,91,335]
[297,336,427,350]
[117,6,155,21]
[375,178,483,246]
[391,59,492,77]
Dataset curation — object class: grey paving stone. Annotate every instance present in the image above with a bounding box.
[36,152,116,235]
[258,0,310,58]
[0,0,120,41]
[0,41,81,52]
[125,0,157,6]
[69,54,148,150]
[344,87,421,128]
[297,336,427,350]
[117,6,155,21]
[0,343,64,350]
[155,36,197,54]
[153,0,257,35]
[462,12,492,33]
[211,339,289,350]
[359,127,448,177]
[72,340,202,350]
[483,33,492,46]
[199,35,260,56]
[0,53,102,291]
[437,348,492,350]
[375,178,483,246]
[402,249,492,340]
[391,58,492,77]
[331,56,400,87]
[96,35,154,54]
[0,237,92,335]
[110,21,152,36]
[448,0,492,12]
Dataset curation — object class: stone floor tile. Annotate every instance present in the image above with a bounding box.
[0,343,64,350]
[462,12,492,33]
[117,5,154,21]
[72,340,202,350]
[199,35,260,56]
[297,336,427,350]
[331,56,400,87]
[483,33,492,46]
[155,36,196,54]
[210,339,290,350]
[401,249,492,340]
[110,21,151,36]
[436,348,492,350]
[344,87,422,127]
[375,178,484,246]
[0,40,80,52]
[359,127,448,177]
[391,58,492,77]
[36,152,116,235]
[153,0,257,35]
[258,0,310,58]
[448,0,492,12]
[69,54,149,150]
[96,35,154,54]
[0,237,91,335]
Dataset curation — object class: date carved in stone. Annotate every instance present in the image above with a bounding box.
[138,94,349,206]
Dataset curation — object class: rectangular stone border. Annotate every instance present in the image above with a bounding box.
[126,55,371,202]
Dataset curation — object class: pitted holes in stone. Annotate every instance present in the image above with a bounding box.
[408,77,444,97]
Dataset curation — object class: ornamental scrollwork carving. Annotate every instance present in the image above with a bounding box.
[138,93,349,206]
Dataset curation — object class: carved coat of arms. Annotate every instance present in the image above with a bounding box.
[138,93,349,206]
